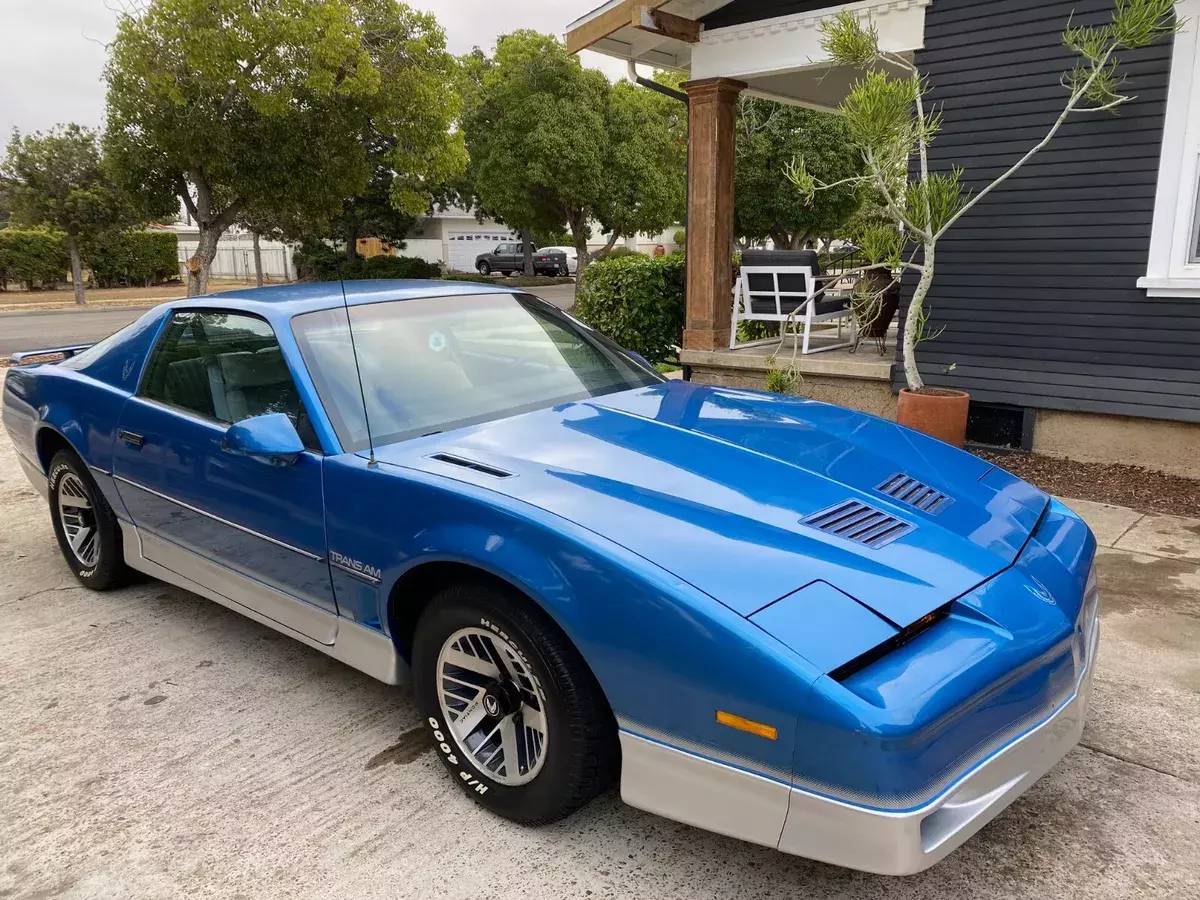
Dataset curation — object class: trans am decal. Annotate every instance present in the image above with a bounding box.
[329,550,382,585]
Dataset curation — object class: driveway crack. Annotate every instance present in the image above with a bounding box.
[0,585,77,607]
[1078,741,1193,785]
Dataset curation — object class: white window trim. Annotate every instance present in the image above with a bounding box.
[1140,0,1200,297]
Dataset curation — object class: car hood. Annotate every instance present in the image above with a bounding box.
[374,382,1047,626]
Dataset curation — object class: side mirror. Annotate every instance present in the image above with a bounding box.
[221,413,304,464]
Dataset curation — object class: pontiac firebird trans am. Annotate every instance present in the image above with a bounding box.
[2,281,1099,875]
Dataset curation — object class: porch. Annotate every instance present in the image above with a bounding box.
[566,0,927,417]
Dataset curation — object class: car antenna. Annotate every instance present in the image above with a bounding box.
[340,279,377,468]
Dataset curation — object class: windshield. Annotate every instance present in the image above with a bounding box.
[292,292,662,452]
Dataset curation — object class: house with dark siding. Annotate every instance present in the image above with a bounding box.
[567,0,1200,476]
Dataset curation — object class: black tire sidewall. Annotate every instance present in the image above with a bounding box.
[477,262,490,275]
[47,450,125,590]
[412,591,589,823]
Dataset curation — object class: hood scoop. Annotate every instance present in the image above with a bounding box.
[802,501,914,549]
[878,473,951,515]
[428,453,514,479]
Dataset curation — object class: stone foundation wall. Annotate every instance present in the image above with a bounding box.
[686,366,898,419]
[686,362,1200,478]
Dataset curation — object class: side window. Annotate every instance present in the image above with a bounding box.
[140,311,320,451]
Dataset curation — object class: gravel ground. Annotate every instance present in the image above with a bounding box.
[975,450,1200,519]
[2,432,1199,900]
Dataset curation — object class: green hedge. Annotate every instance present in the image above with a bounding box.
[293,241,441,281]
[0,228,69,290]
[86,230,179,288]
[575,252,685,364]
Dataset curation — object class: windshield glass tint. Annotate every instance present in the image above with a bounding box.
[292,292,661,452]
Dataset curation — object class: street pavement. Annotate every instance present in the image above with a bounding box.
[0,283,578,356]
[0,427,1197,899]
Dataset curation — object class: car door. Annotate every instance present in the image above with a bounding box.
[497,243,519,272]
[112,309,338,643]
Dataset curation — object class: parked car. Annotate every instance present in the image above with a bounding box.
[537,245,578,276]
[475,242,567,277]
[3,281,1099,876]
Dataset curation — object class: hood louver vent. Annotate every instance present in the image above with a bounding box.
[877,473,951,515]
[802,501,914,549]
[429,453,514,479]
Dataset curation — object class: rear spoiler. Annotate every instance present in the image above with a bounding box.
[8,344,93,366]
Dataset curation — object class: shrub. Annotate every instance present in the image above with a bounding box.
[86,230,179,287]
[672,228,686,246]
[292,240,344,281]
[0,228,69,290]
[765,367,799,395]
[293,241,442,281]
[602,246,645,260]
[575,253,685,364]
[356,254,441,280]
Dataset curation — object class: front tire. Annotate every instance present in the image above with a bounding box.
[47,449,129,590]
[477,261,491,276]
[412,582,617,825]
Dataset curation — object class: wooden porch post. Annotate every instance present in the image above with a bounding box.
[682,77,745,351]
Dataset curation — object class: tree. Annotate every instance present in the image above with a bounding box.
[597,80,687,257]
[788,0,1178,391]
[1,125,133,304]
[461,31,685,282]
[329,132,422,261]
[735,99,861,250]
[104,0,465,297]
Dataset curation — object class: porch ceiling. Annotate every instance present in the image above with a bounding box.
[566,0,930,111]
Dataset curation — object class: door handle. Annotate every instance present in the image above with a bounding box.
[118,429,145,449]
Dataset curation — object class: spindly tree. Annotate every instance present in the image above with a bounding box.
[462,32,685,282]
[104,0,465,296]
[735,98,862,250]
[787,0,1179,390]
[1,124,136,304]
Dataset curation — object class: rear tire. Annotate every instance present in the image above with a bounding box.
[477,261,491,276]
[412,582,617,825]
[47,449,129,591]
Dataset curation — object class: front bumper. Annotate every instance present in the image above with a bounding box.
[618,617,1098,875]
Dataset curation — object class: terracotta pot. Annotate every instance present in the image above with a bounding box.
[896,388,970,447]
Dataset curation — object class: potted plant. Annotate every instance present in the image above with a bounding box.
[785,0,1178,446]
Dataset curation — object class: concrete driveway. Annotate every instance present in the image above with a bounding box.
[1,435,1197,900]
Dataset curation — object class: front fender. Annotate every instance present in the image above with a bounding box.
[321,451,821,782]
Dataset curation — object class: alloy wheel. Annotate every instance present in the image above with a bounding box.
[57,473,99,567]
[436,626,549,786]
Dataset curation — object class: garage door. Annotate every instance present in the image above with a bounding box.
[448,230,516,273]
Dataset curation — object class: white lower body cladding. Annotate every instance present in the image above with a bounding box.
[618,622,1099,876]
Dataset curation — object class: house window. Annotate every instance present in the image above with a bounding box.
[1192,161,1200,264]
[1140,0,1200,296]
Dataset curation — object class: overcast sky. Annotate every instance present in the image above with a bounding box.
[0,0,627,149]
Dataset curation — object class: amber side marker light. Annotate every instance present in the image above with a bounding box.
[716,710,778,741]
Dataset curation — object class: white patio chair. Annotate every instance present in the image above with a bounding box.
[730,263,855,355]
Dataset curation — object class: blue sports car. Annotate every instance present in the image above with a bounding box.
[2,281,1098,875]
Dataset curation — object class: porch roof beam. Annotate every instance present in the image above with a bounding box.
[566,0,675,55]
[633,7,702,44]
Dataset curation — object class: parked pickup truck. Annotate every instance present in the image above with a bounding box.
[475,242,568,277]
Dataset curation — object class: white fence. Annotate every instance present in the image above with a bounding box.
[177,245,294,282]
